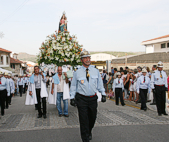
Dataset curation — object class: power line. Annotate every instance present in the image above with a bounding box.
[0,0,30,25]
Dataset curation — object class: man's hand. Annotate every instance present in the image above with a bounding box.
[70,99,75,106]
[51,89,54,95]
[29,91,32,96]
[153,89,156,94]
[101,95,106,103]
[166,87,168,91]
[64,72,67,78]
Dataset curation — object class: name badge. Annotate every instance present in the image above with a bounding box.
[81,80,84,84]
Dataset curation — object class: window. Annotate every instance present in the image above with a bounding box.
[167,43,169,48]
[6,56,8,64]
[1,56,3,64]
[161,43,166,48]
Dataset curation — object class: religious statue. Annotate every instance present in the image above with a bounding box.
[58,11,68,32]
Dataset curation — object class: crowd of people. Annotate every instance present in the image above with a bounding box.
[0,49,169,142]
[101,61,169,116]
[0,72,29,116]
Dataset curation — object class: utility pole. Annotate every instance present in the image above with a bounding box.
[125,53,127,66]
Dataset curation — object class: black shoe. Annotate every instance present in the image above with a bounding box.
[9,103,11,105]
[5,107,8,109]
[35,107,38,110]
[43,114,47,119]
[140,108,144,110]
[162,113,168,116]
[1,112,4,116]
[37,114,42,118]
[59,114,62,117]
[122,103,125,106]
[144,108,147,111]
[64,114,69,117]
[158,113,162,116]
[89,133,92,140]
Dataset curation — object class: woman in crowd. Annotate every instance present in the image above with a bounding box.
[129,74,136,101]
[123,69,130,99]
[107,72,113,94]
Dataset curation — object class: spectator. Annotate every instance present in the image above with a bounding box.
[107,72,113,93]
[129,74,136,101]
[111,67,114,76]
[113,68,117,79]
[120,67,123,72]
[147,67,151,78]
[102,70,108,93]
[123,69,130,99]
[108,88,114,100]
[168,75,169,99]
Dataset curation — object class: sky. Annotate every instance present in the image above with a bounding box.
[0,0,169,55]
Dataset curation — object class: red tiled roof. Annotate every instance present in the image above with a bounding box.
[142,34,169,42]
[0,47,12,53]
[27,64,34,67]
[10,57,23,64]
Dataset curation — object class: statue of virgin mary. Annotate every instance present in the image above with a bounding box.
[58,11,67,32]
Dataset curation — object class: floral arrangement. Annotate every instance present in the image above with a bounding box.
[37,30,83,66]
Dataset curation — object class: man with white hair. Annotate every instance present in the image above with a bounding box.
[151,61,168,116]
[17,74,24,97]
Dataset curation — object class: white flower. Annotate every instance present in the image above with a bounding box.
[62,37,65,42]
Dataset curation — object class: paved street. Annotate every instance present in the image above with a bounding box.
[0,92,169,142]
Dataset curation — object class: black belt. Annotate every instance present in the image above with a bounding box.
[0,89,6,92]
[36,88,41,90]
[77,93,96,98]
[155,85,165,87]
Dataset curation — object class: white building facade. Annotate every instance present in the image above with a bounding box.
[142,34,169,54]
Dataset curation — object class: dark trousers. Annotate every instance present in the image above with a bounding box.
[23,83,27,93]
[75,93,98,142]
[152,89,156,104]
[155,85,166,114]
[19,85,23,97]
[140,89,148,109]
[115,88,125,105]
[8,93,12,104]
[0,89,6,115]
[5,89,9,108]
[36,89,46,115]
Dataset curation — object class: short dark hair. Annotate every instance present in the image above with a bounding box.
[124,70,127,75]
[114,68,117,71]
[153,65,157,68]
[103,70,106,73]
[125,66,128,69]
[34,66,39,70]
[109,72,112,76]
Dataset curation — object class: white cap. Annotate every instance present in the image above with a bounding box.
[4,72,8,76]
[80,49,91,58]
[116,72,121,76]
[157,61,163,68]
[142,68,147,73]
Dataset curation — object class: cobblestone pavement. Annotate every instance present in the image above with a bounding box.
[0,93,169,133]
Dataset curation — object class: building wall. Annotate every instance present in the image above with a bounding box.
[91,53,116,61]
[0,52,10,67]
[154,43,169,53]
[146,44,154,53]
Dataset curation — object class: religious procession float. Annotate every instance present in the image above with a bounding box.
[37,12,83,74]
